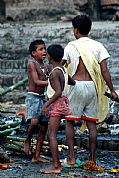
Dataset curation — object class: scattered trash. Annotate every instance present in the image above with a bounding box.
[81,161,104,172]
[108,168,119,173]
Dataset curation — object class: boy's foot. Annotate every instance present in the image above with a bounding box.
[24,140,31,155]
[8,159,14,163]
[40,167,61,174]
[31,156,50,163]
[62,159,84,168]
[67,158,76,165]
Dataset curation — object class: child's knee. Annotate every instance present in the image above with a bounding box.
[31,118,39,126]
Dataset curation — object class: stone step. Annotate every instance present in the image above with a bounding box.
[0,91,26,104]
[75,136,119,151]
[0,74,27,89]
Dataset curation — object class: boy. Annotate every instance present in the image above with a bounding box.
[40,44,75,174]
[24,39,51,163]
[61,14,118,170]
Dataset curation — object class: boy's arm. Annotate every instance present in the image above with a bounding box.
[100,59,118,99]
[68,75,75,85]
[29,62,48,86]
[46,63,53,75]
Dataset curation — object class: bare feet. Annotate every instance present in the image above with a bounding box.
[24,140,31,155]
[67,158,76,165]
[40,166,62,174]
[31,156,50,163]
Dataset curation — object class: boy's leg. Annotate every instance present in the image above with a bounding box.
[24,118,39,155]
[66,120,76,165]
[32,121,49,163]
[86,120,97,162]
[40,116,62,174]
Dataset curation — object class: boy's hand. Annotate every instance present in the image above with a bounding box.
[105,91,119,102]
[110,90,118,101]
[41,104,49,115]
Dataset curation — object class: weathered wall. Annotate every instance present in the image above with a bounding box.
[4,0,88,21]
[3,0,88,21]
[1,0,119,21]
[0,0,5,21]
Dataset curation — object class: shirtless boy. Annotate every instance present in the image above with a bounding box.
[24,39,51,163]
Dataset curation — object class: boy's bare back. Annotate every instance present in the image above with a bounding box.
[72,58,92,81]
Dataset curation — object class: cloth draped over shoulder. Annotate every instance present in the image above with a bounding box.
[67,41,109,123]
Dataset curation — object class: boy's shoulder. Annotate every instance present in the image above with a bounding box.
[51,66,67,75]
[45,63,53,73]
[28,58,36,65]
[28,57,35,63]
[27,59,36,69]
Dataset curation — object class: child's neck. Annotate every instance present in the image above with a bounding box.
[53,62,62,68]
[35,59,44,66]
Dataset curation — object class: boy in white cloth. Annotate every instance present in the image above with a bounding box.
[40,44,75,174]
[61,14,118,170]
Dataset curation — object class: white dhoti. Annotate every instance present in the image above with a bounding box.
[68,80,98,119]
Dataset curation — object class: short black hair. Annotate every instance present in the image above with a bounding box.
[47,44,64,62]
[29,39,45,57]
[72,14,92,35]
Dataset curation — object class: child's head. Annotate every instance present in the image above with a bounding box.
[47,44,64,63]
[29,39,46,58]
[72,14,92,35]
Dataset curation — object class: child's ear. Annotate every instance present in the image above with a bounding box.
[50,57,54,62]
[32,51,36,57]
[48,54,52,61]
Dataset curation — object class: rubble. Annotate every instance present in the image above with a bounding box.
[100,0,119,20]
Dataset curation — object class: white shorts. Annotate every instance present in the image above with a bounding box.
[68,80,98,119]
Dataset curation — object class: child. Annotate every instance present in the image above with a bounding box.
[24,39,51,163]
[40,44,75,174]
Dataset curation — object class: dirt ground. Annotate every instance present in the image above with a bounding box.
[0,148,119,178]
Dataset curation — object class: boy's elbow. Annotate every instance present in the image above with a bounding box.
[56,91,62,98]
[101,69,109,76]
[61,60,66,65]
[71,81,75,86]
[68,80,76,86]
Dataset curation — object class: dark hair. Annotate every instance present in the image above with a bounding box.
[47,44,64,62]
[29,39,45,57]
[72,14,92,35]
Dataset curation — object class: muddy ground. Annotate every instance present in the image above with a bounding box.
[0,123,119,178]
[0,148,119,178]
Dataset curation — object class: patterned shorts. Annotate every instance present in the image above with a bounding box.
[49,96,72,117]
[25,93,48,122]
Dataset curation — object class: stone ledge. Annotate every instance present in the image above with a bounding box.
[75,136,119,151]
